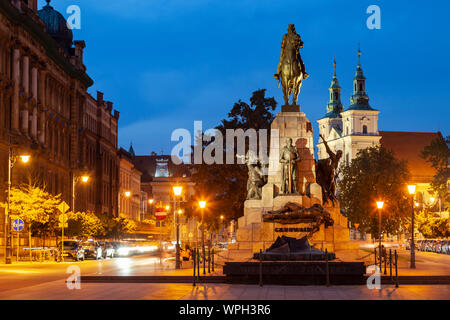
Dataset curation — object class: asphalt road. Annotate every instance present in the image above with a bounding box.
[0,251,175,293]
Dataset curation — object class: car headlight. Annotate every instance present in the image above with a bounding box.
[117,247,129,256]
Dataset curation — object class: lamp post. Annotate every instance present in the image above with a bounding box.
[148,198,154,221]
[72,174,89,215]
[220,215,224,243]
[376,201,384,261]
[408,184,416,269]
[198,200,206,275]
[4,150,31,264]
[173,186,183,269]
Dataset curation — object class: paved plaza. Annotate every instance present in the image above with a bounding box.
[0,280,448,300]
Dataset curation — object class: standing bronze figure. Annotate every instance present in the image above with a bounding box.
[274,24,309,108]
[280,138,301,194]
[244,150,266,200]
[316,134,342,206]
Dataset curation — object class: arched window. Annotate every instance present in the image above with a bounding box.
[363,125,368,134]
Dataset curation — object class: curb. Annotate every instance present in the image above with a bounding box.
[80,275,450,285]
[80,276,226,284]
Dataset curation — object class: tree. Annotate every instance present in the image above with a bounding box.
[421,134,450,210]
[112,216,138,239]
[338,146,411,238]
[5,185,61,225]
[2,185,62,243]
[190,89,277,222]
[67,211,105,238]
[416,209,450,239]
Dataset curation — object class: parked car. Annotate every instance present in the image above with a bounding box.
[405,240,411,250]
[82,240,103,260]
[441,241,450,255]
[417,240,423,251]
[98,241,115,259]
[58,240,85,261]
[422,240,430,252]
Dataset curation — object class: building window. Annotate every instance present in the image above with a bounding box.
[363,125,368,134]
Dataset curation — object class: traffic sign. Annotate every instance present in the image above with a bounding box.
[155,207,168,221]
[58,222,68,228]
[58,213,68,223]
[12,218,24,232]
[57,201,70,214]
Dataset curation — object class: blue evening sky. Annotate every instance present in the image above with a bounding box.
[39,0,449,155]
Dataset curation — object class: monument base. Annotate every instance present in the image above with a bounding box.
[281,104,300,112]
[231,110,358,259]
[223,261,366,285]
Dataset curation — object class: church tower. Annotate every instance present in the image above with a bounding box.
[317,58,345,160]
[317,47,381,165]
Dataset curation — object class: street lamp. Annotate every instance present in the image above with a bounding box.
[4,152,31,264]
[220,215,225,243]
[198,200,206,274]
[408,184,416,269]
[376,201,384,262]
[173,185,183,269]
[72,175,89,215]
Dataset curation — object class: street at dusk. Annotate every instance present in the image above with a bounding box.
[0,0,449,314]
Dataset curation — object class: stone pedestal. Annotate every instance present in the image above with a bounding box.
[232,111,358,255]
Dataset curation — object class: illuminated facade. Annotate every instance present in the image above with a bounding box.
[0,1,120,224]
[317,50,381,165]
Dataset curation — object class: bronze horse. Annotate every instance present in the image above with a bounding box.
[274,24,308,106]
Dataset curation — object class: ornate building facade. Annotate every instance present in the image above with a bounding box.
[317,50,381,165]
[0,0,120,225]
[118,148,144,221]
[316,48,445,234]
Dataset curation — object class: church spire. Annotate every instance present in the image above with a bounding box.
[129,142,135,157]
[324,56,343,118]
[348,44,373,110]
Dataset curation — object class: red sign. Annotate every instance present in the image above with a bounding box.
[155,208,168,221]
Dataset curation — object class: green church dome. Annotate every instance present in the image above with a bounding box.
[38,0,73,50]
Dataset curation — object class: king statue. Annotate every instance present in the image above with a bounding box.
[274,24,309,108]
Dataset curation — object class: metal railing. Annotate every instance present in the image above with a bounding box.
[375,247,399,287]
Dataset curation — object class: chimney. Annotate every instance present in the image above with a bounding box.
[74,40,86,65]
[97,91,104,105]
[106,101,113,112]
[113,110,120,120]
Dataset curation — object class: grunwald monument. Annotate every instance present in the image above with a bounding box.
[224,25,364,285]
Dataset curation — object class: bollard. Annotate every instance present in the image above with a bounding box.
[259,249,263,287]
[395,250,399,288]
[208,246,211,274]
[374,247,377,267]
[197,248,200,281]
[203,246,206,276]
[325,248,330,287]
[389,249,392,280]
[212,248,214,273]
[193,249,196,287]
[378,248,383,274]
[384,248,387,275]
